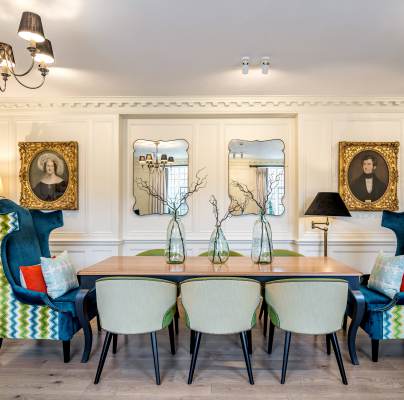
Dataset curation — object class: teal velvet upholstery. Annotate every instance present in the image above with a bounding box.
[0,199,97,358]
[382,210,404,256]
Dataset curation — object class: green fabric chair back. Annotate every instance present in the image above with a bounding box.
[136,249,165,256]
[265,278,348,335]
[273,249,303,257]
[96,277,177,335]
[198,250,243,257]
[180,277,261,335]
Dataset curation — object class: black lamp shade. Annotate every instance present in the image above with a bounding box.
[305,192,351,217]
[168,156,174,163]
[34,39,54,64]
[18,12,45,43]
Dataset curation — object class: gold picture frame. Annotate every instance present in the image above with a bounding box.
[339,141,399,211]
[19,141,79,210]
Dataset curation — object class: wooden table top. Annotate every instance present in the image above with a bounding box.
[78,256,362,277]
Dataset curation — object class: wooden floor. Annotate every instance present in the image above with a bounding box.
[1,316,404,400]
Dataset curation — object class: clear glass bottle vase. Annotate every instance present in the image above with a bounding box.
[165,211,186,264]
[208,226,230,264]
[251,212,273,264]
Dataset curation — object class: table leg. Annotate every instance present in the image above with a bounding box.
[347,289,365,365]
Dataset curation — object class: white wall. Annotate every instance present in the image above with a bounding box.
[0,97,402,273]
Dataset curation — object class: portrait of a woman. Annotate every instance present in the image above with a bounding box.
[31,152,68,202]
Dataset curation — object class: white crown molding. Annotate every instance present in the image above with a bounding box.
[2,96,404,114]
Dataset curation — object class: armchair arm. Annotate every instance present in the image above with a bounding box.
[12,285,59,311]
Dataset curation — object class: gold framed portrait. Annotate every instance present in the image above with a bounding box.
[19,141,79,210]
[339,141,399,211]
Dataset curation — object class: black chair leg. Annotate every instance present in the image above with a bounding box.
[247,330,252,355]
[330,332,348,385]
[259,301,265,320]
[94,331,113,384]
[371,339,379,362]
[240,331,254,385]
[342,313,348,331]
[168,321,176,355]
[96,314,101,332]
[63,340,70,363]
[281,331,291,384]
[0,338,3,349]
[190,330,195,354]
[263,310,268,337]
[267,321,275,354]
[188,331,202,384]
[174,305,179,335]
[112,334,118,354]
[151,332,161,385]
[326,334,331,355]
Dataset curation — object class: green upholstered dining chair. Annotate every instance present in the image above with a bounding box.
[136,249,180,333]
[94,277,177,385]
[198,250,243,257]
[259,249,303,335]
[180,277,261,385]
[136,249,165,256]
[265,279,348,385]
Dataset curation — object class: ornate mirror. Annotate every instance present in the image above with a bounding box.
[228,139,285,216]
[133,139,189,216]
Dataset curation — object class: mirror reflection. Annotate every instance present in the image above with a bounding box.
[133,139,189,216]
[228,139,285,216]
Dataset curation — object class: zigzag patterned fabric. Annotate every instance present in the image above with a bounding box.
[0,212,59,340]
[382,306,404,339]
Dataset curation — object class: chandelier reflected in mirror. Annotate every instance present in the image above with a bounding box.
[138,141,175,173]
[0,11,55,93]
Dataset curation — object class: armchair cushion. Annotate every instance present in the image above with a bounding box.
[20,264,47,293]
[368,251,404,299]
[41,251,79,299]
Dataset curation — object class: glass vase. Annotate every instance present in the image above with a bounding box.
[165,212,186,264]
[208,226,230,264]
[251,212,273,264]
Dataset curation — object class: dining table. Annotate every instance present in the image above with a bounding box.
[77,255,365,365]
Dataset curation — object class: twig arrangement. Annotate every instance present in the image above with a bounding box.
[231,170,283,214]
[209,195,248,227]
[136,168,208,216]
[136,168,207,263]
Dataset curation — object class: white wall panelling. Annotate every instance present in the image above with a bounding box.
[0,97,403,272]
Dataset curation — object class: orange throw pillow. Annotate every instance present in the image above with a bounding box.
[401,275,404,292]
[20,265,47,293]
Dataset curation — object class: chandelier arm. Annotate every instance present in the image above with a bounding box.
[7,56,35,77]
[0,79,6,93]
[12,73,46,90]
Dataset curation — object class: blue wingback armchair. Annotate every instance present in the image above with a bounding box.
[347,210,404,362]
[0,199,97,362]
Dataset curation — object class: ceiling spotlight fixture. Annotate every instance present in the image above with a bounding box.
[261,57,270,74]
[0,11,54,93]
[241,56,249,75]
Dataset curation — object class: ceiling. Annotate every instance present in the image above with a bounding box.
[2,0,404,97]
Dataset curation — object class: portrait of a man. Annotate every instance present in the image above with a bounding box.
[19,141,79,210]
[30,152,69,202]
[348,152,388,203]
[339,141,399,211]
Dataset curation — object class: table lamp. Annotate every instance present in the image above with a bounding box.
[304,192,351,256]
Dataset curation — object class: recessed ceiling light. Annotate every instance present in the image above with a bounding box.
[241,57,249,75]
[261,57,270,74]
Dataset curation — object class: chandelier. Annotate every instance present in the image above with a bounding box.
[138,141,174,172]
[0,11,55,93]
